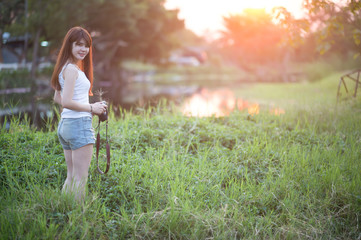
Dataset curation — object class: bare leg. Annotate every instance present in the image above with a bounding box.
[72,144,93,201]
[62,149,73,194]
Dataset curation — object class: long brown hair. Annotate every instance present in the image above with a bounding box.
[51,26,94,96]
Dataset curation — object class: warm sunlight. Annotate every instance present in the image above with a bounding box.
[165,0,304,36]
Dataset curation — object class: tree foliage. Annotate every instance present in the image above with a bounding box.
[3,0,184,65]
[0,0,25,32]
[220,9,286,66]
[0,0,25,62]
[86,0,184,64]
[275,0,361,58]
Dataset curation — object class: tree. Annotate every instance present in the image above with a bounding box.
[275,0,361,58]
[0,0,25,62]
[220,9,286,66]
[5,0,184,73]
[83,0,184,99]
[86,0,183,63]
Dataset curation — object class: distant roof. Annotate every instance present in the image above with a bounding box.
[2,32,30,44]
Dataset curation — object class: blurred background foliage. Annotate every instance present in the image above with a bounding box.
[1,0,360,82]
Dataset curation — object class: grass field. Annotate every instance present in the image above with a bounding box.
[1,72,360,239]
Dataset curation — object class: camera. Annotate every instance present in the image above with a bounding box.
[98,101,108,122]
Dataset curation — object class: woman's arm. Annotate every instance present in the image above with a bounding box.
[53,90,62,105]
[62,65,106,115]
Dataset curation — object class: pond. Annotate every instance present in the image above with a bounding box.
[0,81,199,128]
[0,79,285,129]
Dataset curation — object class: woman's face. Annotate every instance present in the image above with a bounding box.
[71,39,89,62]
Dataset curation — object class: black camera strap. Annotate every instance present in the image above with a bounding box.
[95,117,110,174]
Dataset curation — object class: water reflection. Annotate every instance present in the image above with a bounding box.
[0,88,54,129]
[1,81,285,129]
[181,88,285,117]
[99,82,200,110]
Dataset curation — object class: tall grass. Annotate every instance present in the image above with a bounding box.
[1,73,361,239]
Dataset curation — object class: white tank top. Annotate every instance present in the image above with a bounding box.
[59,63,92,118]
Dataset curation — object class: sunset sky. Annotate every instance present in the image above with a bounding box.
[165,0,305,37]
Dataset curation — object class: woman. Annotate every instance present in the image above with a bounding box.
[51,26,107,201]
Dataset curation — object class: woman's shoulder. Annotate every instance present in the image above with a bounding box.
[64,63,80,72]
[63,64,79,79]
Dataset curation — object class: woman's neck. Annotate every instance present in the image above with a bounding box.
[66,60,81,68]
[68,59,80,65]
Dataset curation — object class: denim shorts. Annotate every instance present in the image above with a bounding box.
[57,117,95,150]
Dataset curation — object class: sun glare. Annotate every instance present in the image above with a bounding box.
[165,0,304,36]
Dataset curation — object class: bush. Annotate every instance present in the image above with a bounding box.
[0,69,31,89]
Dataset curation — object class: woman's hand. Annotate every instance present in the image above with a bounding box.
[91,102,107,115]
